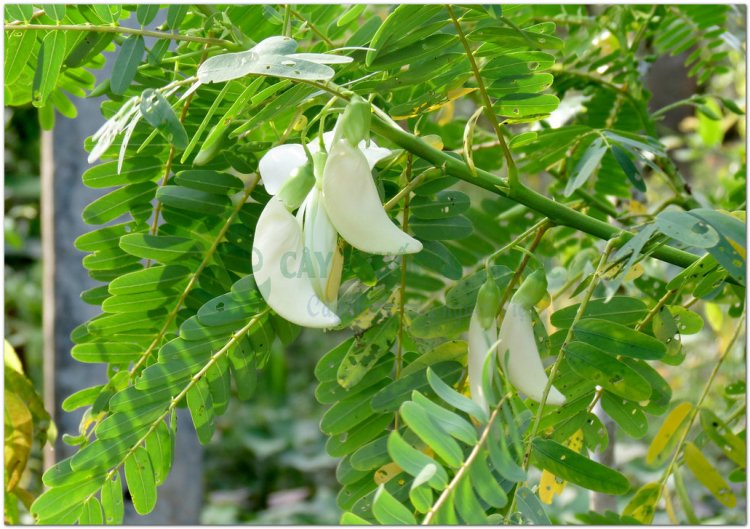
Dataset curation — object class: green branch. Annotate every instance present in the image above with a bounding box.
[6,23,238,48]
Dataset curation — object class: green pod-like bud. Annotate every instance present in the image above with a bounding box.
[476,275,501,330]
[511,269,548,310]
[276,161,315,210]
[193,124,227,166]
[334,95,371,147]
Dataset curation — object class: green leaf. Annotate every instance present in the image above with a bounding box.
[655,210,720,248]
[700,409,746,467]
[140,89,189,151]
[320,380,389,435]
[531,438,630,494]
[111,35,145,95]
[688,208,746,285]
[402,341,466,377]
[600,392,648,439]
[78,497,104,525]
[165,4,188,28]
[326,414,393,458]
[101,471,124,525]
[70,342,143,364]
[174,170,244,195]
[572,318,666,360]
[399,401,464,468]
[456,476,488,524]
[32,30,66,108]
[5,29,36,85]
[564,137,607,197]
[488,418,526,482]
[62,385,104,412]
[410,214,473,240]
[372,484,417,525]
[186,379,215,444]
[119,233,201,263]
[487,73,554,98]
[108,265,191,296]
[370,361,462,413]
[337,317,399,389]
[82,157,163,189]
[426,367,488,423]
[411,391,477,445]
[368,33,457,69]
[470,455,508,508]
[387,431,448,489]
[195,291,264,326]
[469,27,564,50]
[550,296,647,329]
[516,486,551,524]
[611,144,645,192]
[683,441,736,507]
[156,185,230,215]
[6,4,34,21]
[411,304,473,339]
[82,181,156,225]
[564,341,652,401]
[410,191,470,220]
[31,479,102,520]
[136,4,159,25]
[198,50,335,84]
[413,240,463,280]
[124,446,157,515]
[228,336,257,400]
[494,93,560,118]
[145,421,173,486]
[482,51,556,77]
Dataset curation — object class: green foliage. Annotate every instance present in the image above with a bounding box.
[3,3,745,525]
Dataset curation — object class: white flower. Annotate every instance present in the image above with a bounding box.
[251,196,340,329]
[258,131,390,195]
[321,138,422,255]
[498,302,566,406]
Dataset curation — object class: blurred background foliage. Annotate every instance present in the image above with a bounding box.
[3,3,746,525]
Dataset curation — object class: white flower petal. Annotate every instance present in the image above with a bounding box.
[252,196,340,328]
[302,187,339,301]
[258,143,308,195]
[498,303,566,406]
[468,307,498,412]
[322,139,422,255]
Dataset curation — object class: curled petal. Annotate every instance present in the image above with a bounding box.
[301,187,339,303]
[322,139,422,255]
[468,307,498,412]
[258,144,307,195]
[252,197,340,328]
[498,303,565,406]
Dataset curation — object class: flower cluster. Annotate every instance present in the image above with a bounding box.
[252,97,422,329]
[468,269,566,411]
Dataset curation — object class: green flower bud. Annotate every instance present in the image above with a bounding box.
[511,269,548,310]
[476,274,501,330]
[334,95,371,147]
[276,161,315,211]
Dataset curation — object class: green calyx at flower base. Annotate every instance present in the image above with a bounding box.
[252,97,422,329]
[468,269,566,412]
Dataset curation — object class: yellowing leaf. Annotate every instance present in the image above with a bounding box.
[623,482,661,524]
[683,441,736,507]
[538,429,583,504]
[646,402,692,466]
[374,462,402,485]
[4,391,33,491]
